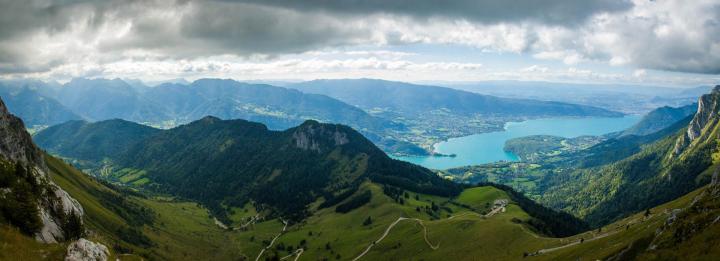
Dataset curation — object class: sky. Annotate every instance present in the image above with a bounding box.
[0,0,718,87]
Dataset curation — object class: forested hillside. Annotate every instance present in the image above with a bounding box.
[445,87,720,227]
[37,117,462,222]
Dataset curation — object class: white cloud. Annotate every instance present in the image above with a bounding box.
[0,0,717,82]
[633,69,647,78]
[521,65,550,73]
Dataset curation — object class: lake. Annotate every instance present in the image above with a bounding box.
[392,115,642,170]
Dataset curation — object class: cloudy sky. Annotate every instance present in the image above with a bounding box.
[0,0,718,86]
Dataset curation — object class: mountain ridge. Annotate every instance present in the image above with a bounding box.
[36,116,462,221]
[0,96,86,244]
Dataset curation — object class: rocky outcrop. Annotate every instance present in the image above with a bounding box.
[292,120,350,152]
[0,96,46,169]
[672,85,720,157]
[36,186,85,243]
[65,238,109,261]
[0,96,85,243]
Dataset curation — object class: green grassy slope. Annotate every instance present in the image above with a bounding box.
[0,224,67,260]
[253,183,567,261]
[45,155,569,261]
[46,154,253,260]
[39,153,720,260]
[537,179,720,260]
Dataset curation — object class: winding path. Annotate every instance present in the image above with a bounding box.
[415,219,440,250]
[351,217,443,261]
[352,200,508,260]
[449,202,506,219]
[535,230,620,254]
[531,213,659,255]
[279,248,304,261]
[255,219,288,261]
[233,214,260,231]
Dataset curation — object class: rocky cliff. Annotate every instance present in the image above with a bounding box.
[672,85,720,157]
[292,120,350,152]
[0,96,83,243]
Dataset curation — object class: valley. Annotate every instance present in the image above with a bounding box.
[1,1,718,260]
[2,84,720,260]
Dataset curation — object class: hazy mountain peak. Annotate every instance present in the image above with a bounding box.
[198,115,221,123]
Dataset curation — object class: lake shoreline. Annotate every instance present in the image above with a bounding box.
[393,115,642,170]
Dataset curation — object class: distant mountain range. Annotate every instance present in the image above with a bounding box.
[443,80,708,114]
[290,79,621,117]
[2,78,622,156]
[0,83,80,127]
[617,103,697,137]
[289,79,624,152]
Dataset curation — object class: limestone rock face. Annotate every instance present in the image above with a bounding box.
[672,85,720,157]
[36,183,85,243]
[0,96,85,243]
[65,238,109,261]
[293,120,350,152]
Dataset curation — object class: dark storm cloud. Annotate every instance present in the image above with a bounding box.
[0,0,148,73]
[231,0,634,25]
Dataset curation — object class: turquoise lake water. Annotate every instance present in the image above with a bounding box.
[392,115,642,170]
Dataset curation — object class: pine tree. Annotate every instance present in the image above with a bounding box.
[363,216,373,226]
[64,211,84,240]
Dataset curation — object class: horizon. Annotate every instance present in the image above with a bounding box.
[3,76,712,90]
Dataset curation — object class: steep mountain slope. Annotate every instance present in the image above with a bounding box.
[37,117,462,221]
[443,87,720,228]
[540,87,720,226]
[619,103,697,137]
[629,170,720,260]
[32,125,720,261]
[28,117,599,260]
[47,155,588,260]
[0,84,80,127]
[0,96,86,244]
[523,180,719,260]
